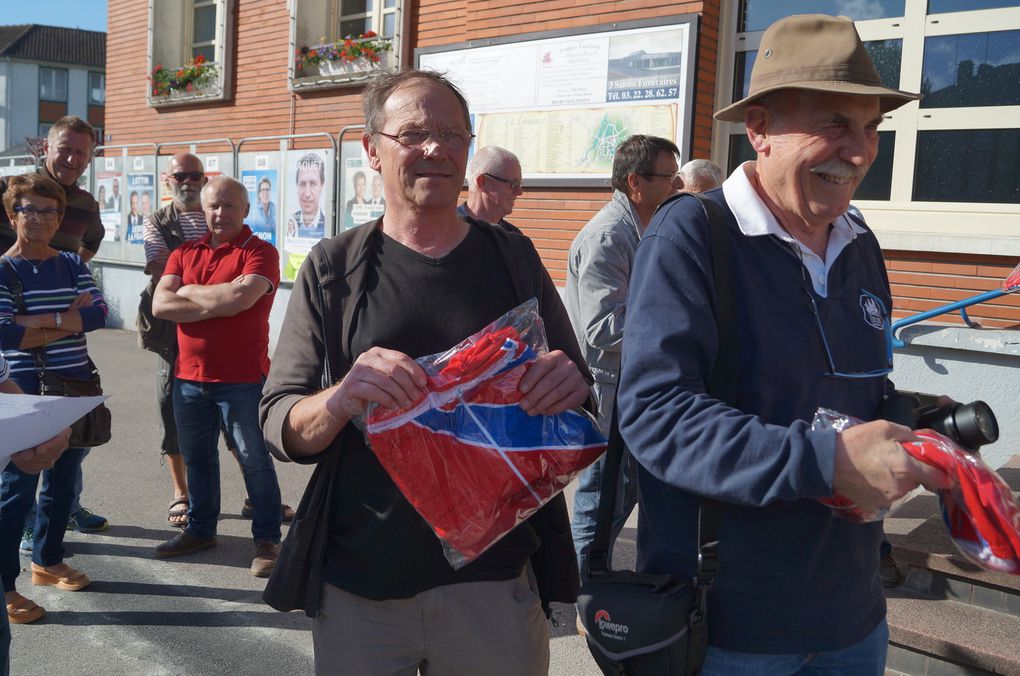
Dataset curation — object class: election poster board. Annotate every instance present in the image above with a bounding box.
[341,157,384,231]
[417,17,697,185]
[96,157,124,247]
[281,148,334,283]
[242,167,280,246]
[125,173,154,246]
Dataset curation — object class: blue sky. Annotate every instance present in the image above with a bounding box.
[4,1,107,32]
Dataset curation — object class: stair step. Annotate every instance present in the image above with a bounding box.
[886,587,1020,675]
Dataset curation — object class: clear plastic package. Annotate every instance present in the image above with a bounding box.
[811,407,888,523]
[365,298,607,569]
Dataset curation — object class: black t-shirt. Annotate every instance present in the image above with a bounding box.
[324,224,541,599]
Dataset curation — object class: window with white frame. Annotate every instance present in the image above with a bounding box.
[39,67,68,102]
[714,1,1020,251]
[292,0,402,87]
[148,0,233,105]
[89,72,105,105]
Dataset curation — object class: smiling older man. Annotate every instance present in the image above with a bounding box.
[261,70,590,675]
[617,14,951,674]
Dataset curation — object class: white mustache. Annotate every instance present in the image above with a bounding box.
[809,159,865,181]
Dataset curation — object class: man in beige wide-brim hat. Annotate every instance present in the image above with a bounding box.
[617,13,952,675]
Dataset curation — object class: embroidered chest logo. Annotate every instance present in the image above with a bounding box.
[860,293,885,330]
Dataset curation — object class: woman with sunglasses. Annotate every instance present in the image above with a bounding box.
[0,173,108,624]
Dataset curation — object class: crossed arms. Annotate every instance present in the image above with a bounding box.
[152,273,272,322]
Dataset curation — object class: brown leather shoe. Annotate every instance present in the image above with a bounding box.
[251,540,279,578]
[154,531,217,559]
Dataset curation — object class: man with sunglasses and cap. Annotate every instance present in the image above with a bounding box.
[617,14,951,673]
[458,145,525,234]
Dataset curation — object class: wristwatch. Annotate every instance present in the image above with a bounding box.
[54,312,61,327]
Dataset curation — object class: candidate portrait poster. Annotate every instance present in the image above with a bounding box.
[125,174,154,245]
[96,172,123,242]
[241,169,279,246]
[282,149,333,283]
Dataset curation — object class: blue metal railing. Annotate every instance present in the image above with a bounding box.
[891,286,1020,349]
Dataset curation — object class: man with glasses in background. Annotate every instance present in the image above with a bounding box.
[261,69,589,674]
[0,115,109,543]
[563,134,679,595]
[617,15,950,673]
[458,145,525,234]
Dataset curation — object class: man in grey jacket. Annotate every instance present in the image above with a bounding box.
[564,134,680,578]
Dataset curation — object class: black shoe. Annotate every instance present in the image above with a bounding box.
[880,552,903,588]
[154,531,217,559]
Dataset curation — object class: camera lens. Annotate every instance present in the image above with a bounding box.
[916,400,998,451]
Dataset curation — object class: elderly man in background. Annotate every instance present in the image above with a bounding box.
[564,134,680,584]
[0,115,107,542]
[152,176,283,577]
[458,145,524,234]
[679,158,724,193]
[618,15,950,673]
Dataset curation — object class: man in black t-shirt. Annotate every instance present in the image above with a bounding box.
[261,70,591,675]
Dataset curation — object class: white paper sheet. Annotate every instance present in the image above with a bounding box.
[0,393,109,468]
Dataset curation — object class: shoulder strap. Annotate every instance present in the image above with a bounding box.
[587,193,735,584]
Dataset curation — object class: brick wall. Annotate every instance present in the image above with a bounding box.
[886,251,1020,329]
[105,0,717,283]
[105,0,1020,324]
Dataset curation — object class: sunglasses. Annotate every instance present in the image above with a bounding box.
[170,171,205,182]
[484,173,524,191]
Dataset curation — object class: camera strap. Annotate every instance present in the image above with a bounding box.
[586,193,736,598]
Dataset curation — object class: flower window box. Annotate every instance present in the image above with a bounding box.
[149,55,222,107]
[292,32,395,90]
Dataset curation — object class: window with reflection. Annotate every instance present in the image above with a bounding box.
[293,0,401,84]
[921,30,1020,108]
[733,40,902,101]
[739,0,905,33]
[914,129,1020,203]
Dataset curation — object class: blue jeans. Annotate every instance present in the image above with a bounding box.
[21,449,87,532]
[701,618,889,675]
[571,447,638,574]
[0,447,86,591]
[173,379,282,542]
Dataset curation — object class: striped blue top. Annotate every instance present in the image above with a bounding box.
[0,352,8,383]
[0,253,108,392]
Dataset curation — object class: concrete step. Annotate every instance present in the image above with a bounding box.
[885,587,1020,676]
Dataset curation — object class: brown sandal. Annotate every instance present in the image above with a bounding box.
[6,592,45,624]
[168,497,189,528]
[31,563,90,591]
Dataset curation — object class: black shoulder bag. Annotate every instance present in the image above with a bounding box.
[1,256,111,448]
[576,193,736,675]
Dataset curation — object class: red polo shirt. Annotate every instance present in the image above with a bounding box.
[164,225,280,383]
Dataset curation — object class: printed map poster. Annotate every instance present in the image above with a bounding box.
[125,174,154,245]
[242,169,279,246]
[418,20,696,182]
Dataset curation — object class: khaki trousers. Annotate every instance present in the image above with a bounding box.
[312,570,549,676]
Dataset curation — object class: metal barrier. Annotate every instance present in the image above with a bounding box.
[892,283,1020,349]
[0,154,39,177]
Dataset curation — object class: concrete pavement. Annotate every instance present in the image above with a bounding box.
[10,328,624,675]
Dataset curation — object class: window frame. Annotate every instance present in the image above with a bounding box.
[39,67,69,103]
[88,72,106,105]
[712,0,1020,256]
[289,0,404,91]
[147,0,235,108]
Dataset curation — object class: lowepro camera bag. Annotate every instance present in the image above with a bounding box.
[577,192,737,675]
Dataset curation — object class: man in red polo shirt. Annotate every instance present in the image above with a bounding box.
[151,176,283,577]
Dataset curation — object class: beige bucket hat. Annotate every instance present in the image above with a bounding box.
[714,14,920,122]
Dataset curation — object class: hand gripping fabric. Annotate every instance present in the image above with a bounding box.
[365,298,606,569]
[903,430,1020,574]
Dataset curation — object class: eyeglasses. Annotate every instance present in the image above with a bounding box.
[13,205,61,220]
[483,173,523,191]
[642,172,682,183]
[805,285,893,379]
[169,171,205,182]
[375,128,476,150]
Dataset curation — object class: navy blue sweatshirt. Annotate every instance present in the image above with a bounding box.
[618,190,892,653]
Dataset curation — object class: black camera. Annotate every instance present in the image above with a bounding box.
[880,391,999,451]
